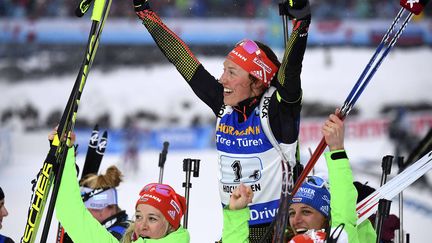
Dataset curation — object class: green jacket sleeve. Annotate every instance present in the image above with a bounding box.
[357,220,377,243]
[56,147,119,242]
[222,207,250,243]
[325,150,377,243]
[325,150,359,243]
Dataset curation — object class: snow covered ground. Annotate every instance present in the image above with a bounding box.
[1,47,432,242]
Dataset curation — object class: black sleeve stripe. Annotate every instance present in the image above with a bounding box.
[330,151,348,160]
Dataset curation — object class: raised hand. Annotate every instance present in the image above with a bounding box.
[321,110,345,151]
[133,0,150,16]
[229,183,253,210]
[288,0,308,9]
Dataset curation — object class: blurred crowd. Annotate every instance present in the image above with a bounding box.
[1,0,430,19]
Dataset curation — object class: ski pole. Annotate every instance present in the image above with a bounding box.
[379,155,393,187]
[158,141,169,184]
[290,0,430,201]
[397,156,405,243]
[375,155,393,243]
[182,158,200,229]
[278,0,290,45]
[375,199,392,243]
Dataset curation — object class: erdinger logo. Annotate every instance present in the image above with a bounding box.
[170,199,181,214]
[253,57,272,73]
[231,50,247,62]
[297,187,315,199]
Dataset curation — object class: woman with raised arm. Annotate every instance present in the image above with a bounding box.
[132,0,311,241]
[288,112,376,242]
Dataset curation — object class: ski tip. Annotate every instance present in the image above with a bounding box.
[400,0,430,15]
[102,130,108,139]
[93,124,99,131]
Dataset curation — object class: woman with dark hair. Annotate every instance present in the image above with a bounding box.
[132,0,311,240]
[288,113,376,242]
[0,187,14,243]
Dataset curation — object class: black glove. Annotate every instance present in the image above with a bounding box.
[133,0,150,12]
[279,0,311,20]
[288,0,308,9]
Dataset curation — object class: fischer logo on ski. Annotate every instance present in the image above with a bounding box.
[22,162,53,242]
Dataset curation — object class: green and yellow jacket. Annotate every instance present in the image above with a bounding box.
[326,150,376,243]
[56,147,190,243]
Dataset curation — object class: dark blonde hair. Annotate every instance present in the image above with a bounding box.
[80,165,123,189]
[80,165,123,211]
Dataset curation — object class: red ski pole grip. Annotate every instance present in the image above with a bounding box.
[400,0,430,15]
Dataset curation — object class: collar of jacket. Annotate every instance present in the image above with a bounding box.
[233,94,262,123]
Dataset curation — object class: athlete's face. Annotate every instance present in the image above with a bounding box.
[134,204,171,239]
[88,205,117,223]
[0,199,9,229]
[219,59,254,106]
[289,203,327,235]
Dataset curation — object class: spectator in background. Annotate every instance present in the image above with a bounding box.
[388,107,419,157]
[122,117,140,175]
[0,187,14,243]
[0,0,419,19]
